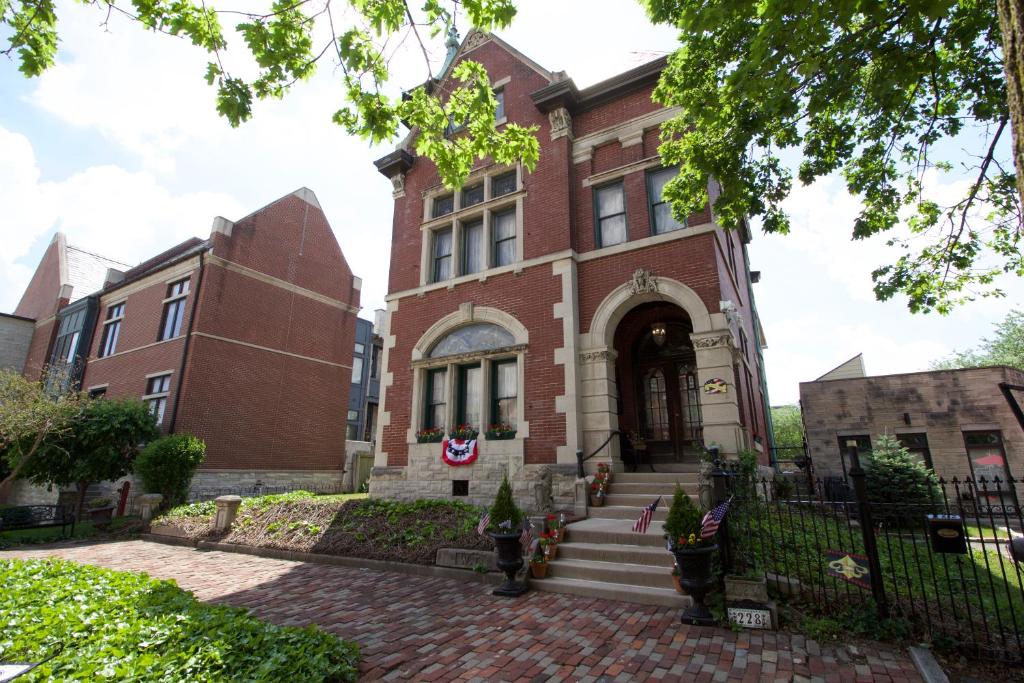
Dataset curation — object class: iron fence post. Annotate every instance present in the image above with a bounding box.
[846,444,889,619]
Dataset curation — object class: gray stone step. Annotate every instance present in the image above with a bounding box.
[613,471,699,484]
[589,505,669,522]
[607,482,699,496]
[548,558,676,590]
[556,541,675,568]
[530,575,691,609]
[604,492,696,508]
[566,517,668,547]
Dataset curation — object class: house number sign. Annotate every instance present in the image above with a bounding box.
[727,606,772,630]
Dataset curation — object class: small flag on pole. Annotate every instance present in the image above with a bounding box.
[498,519,513,530]
[519,522,533,552]
[476,512,491,536]
[632,496,661,534]
[700,497,732,540]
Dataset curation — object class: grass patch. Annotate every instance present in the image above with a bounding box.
[0,558,359,681]
[963,523,1012,540]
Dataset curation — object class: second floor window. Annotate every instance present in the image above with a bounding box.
[432,228,453,282]
[493,209,516,267]
[433,193,454,218]
[99,302,125,357]
[494,89,505,121]
[352,356,364,384]
[647,166,686,234]
[159,279,190,341]
[144,374,171,426]
[596,182,627,247]
[462,219,484,275]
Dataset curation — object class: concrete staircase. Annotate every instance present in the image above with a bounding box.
[532,465,701,608]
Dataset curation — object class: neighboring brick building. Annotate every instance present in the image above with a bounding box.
[800,356,1024,506]
[3,188,360,503]
[371,32,771,510]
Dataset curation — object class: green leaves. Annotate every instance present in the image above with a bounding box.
[0,559,360,681]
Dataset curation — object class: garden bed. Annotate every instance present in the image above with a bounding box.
[0,558,359,681]
[152,492,491,565]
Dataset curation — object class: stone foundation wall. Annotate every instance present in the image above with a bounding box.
[368,439,578,513]
[2,480,59,506]
[188,469,344,495]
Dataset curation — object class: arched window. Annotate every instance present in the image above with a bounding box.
[429,323,515,358]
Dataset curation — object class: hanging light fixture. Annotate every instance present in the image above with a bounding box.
[651,322,667,346]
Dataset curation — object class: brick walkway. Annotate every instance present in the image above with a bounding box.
[4,540,922,682]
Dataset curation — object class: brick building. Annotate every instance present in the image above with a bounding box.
[3,188,360,503]
[371,32,771,511]
[801,355,1024,506]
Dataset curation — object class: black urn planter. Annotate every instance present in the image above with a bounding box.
[489,531,528,597]
[672,544,718,626]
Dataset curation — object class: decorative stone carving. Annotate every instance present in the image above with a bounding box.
[629,268,659,296]
[549,107,572,140]
[533,467,553,512]
[579,350,614,363]
[463,31,490,53]
[390,173,405,198]
[692,333,732,350]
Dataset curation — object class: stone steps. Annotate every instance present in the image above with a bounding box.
[588,505,669,522]
[556,541,674,568]
[548,558,675,590]
[613,471,699,484]
[530,576,691,609]
[564,517,668,547]
[608,482,699,496]
[603,492,690,508]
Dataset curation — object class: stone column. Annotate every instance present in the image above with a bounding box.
[577,348,622,471]
[136,493,163,522]
[691,330,746,458]
[214,495,242,532]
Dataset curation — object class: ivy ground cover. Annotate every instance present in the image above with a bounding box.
[0,559,359,681]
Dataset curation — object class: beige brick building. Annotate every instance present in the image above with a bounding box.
[800,356,1024,507]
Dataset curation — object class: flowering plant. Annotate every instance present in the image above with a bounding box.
[546,514,561,531]
[416,427,444,443]
[529,549,547,565]
[448,423,479,440]
[674,533,711,548]
[485,422,516,440]
[538,531,557,547]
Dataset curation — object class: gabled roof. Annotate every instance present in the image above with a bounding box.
[814,354,867,382]
[63,243,131,303]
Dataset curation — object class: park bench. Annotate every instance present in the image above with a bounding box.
[0,505,75,537]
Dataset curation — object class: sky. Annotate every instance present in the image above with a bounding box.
[1,0,1021,405]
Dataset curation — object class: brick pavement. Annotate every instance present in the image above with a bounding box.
[4,541,923,682]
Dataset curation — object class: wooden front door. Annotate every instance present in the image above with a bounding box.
[638,361,702,461]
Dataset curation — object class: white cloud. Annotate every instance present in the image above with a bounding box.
[0,126,244,312]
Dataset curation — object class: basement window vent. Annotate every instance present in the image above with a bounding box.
[452,480,469,497]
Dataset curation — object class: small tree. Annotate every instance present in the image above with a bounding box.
[663,485,702,547]
[134,434,206,509]
[21,398,159,516]
[487,475,523,533]
[0,370,81,491]
[865,434,942,527]
[770,405,804,449]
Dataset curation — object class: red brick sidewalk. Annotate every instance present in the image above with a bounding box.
[4,540,922,682]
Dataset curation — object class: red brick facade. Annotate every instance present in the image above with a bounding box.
[371,33,771,508]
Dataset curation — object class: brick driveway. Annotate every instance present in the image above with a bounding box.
[4,540,922,682]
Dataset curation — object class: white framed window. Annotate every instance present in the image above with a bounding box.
[99,302,125,357]
[159,278,190,341]
[646,166,686,234]
[595,181,627,247]
[143,373,172,426]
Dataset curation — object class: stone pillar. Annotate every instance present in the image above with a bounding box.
[136,494,163,522]
[577,348,621,471]
[574,478,589,518]
[214,495,242,532]
[691,329,745,458]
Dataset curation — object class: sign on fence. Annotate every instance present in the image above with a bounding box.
[825,549,872,589]
[926,514,968,555]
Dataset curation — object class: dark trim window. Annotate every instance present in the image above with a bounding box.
[963,430,1013,504]
[432,228,453,282]
[647,166,685,234]
[370,344,381,379]
[898,433,933,469]
[492,171,516,198]
[494,89,505,121]
[355,342,365,354]
[424,368,447,430]
[99,302,125,357]
[837,434,871,478]
[352,357,364,384]
[462,183,484,208]
[595,181,627,247]
[159,279,189,341]
[456,364,482,429]
[462,219,484,275]
[433,194,454,218]
[493,209,516,267]
[492,359,517,428]
[144,374,171,426]
[88,386,107,399]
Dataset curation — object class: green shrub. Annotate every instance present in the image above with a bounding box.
[865,434,941,526]
[0,558,359,681]
[134,434,206,508]
[488,475,522,532]
[663,485,702,546]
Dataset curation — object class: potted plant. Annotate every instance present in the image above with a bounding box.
[597,462,612,484]
[539,530,558,560]
[486,475,528,597]
[546,513,564,542]
[589,473,608,507]
[416,427,444,443]
[529,549,548,579]
[449,423,479,441]
[86,497,115,526]
[664,485,718,625]
[485,422,517,440]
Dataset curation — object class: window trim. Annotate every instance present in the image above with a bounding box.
[158,279,190,342]
[143,373,172,426]
[99,302,126,358]
[491,358,518,429]
[594,179,627,248]
[424,367,447,430]
[646,165,686,235]
[431,227,453,283]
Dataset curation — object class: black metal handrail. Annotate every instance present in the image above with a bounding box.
[575,430,620,478]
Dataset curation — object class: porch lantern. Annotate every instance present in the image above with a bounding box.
[651,322,667,346]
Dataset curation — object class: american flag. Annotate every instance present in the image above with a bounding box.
[476,512,491,536]
[519,522,533,552]
[631,496,661,534]
[700,497,732,540]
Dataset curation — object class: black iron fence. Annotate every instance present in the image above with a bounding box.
[717,449,1024,662]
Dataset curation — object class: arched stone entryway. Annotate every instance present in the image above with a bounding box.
[577,274,746,470]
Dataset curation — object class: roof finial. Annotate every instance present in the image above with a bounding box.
[438,22,460,77]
